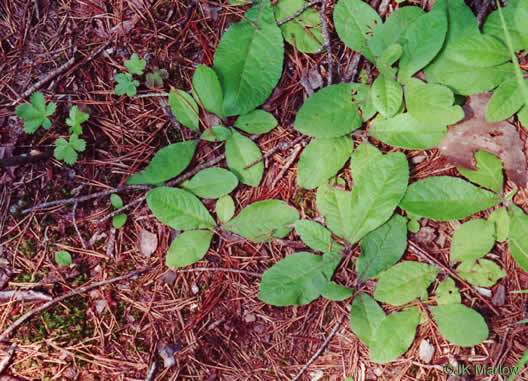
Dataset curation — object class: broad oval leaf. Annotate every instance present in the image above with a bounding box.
[294,220,332,252]
[225,129,263,187]
[168,89,199,131]
[112,214,127,229]
[371,74,403,118]
[200,126,232,142]
[192,65,224,118]
[334,0,381,63]
[483,0,528,52]
[349,293,386,347]
[181,168,238,199]
[216,195,235,224]
[350,141,382,180]
[147,187,215,230]
[110,194,123,209]
[317,152,409,243]
[235,110,277,134]
[450,219,496,263]
[405,81,464,127]
[297,137,354,189]
[294,84,363,138]
[275,0,324,53]
[369,309,420,364]
[224,199,299,242]
[374,261,439,305]
[508,205,528,272]
[214,0,284,116]
[487,78,524,122]
[127,140,198,185]
[435,279,461,305]
[370,113,447,150]
[399,177,501,221]
[321,282,354,301]
[398,0,447,82]
[430,304,488,347]
[258,252,329,306]
[457,151,503,194]
[166,230,213,268]
[488,207,509,242]
[357,214,407,280]
[457,259,506,287]
[448,34,510,68]
[55,251,72,266]
[368,6,424,58]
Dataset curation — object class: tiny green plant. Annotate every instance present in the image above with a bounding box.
[145,67,169,89]
[110,194,127,229]
[54,134,86,165]
[55,250,72,266]
[65,106,89,135]
[15,92,56,133]
[114,53,146,97]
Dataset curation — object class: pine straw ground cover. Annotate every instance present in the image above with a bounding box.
[0,0,527,380]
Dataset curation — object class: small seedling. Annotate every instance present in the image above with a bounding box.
[54,134,86,165]
[55,250,72,266]
[124,53,146,75]
[115,73,140,97]
[15,92,56,133]
[110,194,127,229]
[145,68,169,89]
[65,106,90,135]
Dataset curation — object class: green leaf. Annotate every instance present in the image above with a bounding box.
[146,187,215,230]
[55,251,72,266]
[349,141,382,180]
[407,219,420,233]
[224,199,299,242]
[448,34,510,68]
[166,230,213,268]
[349,293,386,347]
[65,106,89,135]
[376,43,402,76]
[369,113,447,150]
[369,309,420,364]
[450,219,496,263]
[370,74,403,118]
[374,261,439,305]
[294,84,363,138]
[297,137,354,189]
[457,151,503,194]
[54,135,86,165]
[508,205,528,272]
[127,141,198,185]
[216,195,235,224]
[145,68,168,89]
[200,126,232,142]
[398,0,447,82]
[294,220,332,252]
[168,89,200,132]
[214,0,284,116]
[457,259,506,287]
[333,0,381,63]
[399,177,501,221]
[181,168,238,199]
[430,304,488,347]
[435,279,461,305]
[225,129,263,187]
[124,53,146,75]
[351,83,377,121]
[234,110,277,134]
[357,214,407,280]
[321,282,354,301]
[15,92,56,133]
[404,81,464,127]
[115,73,139,97]
[275,0,324,53]
[192,65,224,118]
[110,194,123,209]
[368,6,424,58]
[317,152,408,243]
[483,0,528,52]
[258,252,331,306]
[487,78,524,122]
[112,213,127,229]
[488,207,509,242]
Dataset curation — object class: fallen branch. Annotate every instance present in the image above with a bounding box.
[320,0,332,86]
[0,343,16,374]
[244,135,306,170]
[0,267,149,343]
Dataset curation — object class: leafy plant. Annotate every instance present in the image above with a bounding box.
[110,194,127,229]
[114,53,146,97]
[145,68,169,89]
[15,92,56,133]
[65,106,90,135]
[54,134,86,165]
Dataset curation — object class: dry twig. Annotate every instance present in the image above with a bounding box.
[277,0,323,26]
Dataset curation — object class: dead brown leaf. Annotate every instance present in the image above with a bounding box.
[139,229,158,258]
[436,93,527,188]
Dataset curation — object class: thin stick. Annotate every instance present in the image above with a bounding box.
[291,314,346,381]
[277,0,322,26]
[177,267,262,278]
[320,0,332,86]
[0,343,16,374]
[244,135,306,170]
[144,361,157,381]
[0,267,149,342]
[270,143,304,188]
[72,201,86,249]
